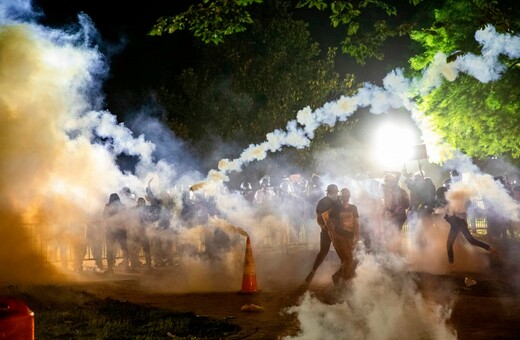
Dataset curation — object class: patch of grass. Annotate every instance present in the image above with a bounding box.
[1,285,241,339]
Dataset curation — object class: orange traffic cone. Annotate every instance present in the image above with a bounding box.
[238,236,259,294]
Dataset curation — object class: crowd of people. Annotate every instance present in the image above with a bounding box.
[46,168,519,278]
[303,169,519,286]
[94,185,177,273]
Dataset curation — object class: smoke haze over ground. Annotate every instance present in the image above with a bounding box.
[0,1,200,283]
[285,251,457,340]
[1,1,520,338]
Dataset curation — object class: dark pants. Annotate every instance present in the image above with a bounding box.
[106,228,128,269]
[86,224,104,269]
[446,215,490,263]
[311,228,332,271]
[129,229,151,268]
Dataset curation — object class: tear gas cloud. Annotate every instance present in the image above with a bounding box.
[0,1,203,283]
[1,1,520,336]
[284,252,457,340]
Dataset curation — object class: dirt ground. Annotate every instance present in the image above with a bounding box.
[64,240,520,340]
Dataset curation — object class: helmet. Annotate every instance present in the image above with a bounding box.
[240,182,252,191]
[259,176,270,187]
[120,187,131,197]
[309,174,323,187]
[108,193,120,204]
[279,179,293,194]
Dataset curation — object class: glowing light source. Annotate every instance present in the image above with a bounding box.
[372,123,416,169]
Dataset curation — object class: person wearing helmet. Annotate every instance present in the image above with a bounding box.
[305,174,324,208]
[103,193,129,274]
[127,197,153,271]
[403,171,436,240]
[444,169,460,189]
[240,181,255,204]
[304,183,340,284]
[253,175,275,207]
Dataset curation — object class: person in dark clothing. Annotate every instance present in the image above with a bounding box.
[404,172,424,235]
[434,187,448,210]
[86,216,104,271]
[325,188,360,285]
[445,214,492,264]
[240,181,255,205]
[146,183,176,267]
[127,197,153,271]
[305,174,324,220]
[512,185,520,238]
[436,185,492,264]
[382,173,410,232]
[304,184,339,284]
[443,169,461,189]
[404,171,436,245]
[485,176,515,240]
[103,193,128,274]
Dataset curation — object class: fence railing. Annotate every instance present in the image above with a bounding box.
[23,215,490,268]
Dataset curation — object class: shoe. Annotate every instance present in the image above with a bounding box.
[103,268,114,275]
[304,270,316,284]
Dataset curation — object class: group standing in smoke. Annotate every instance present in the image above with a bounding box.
[87,182,224,273]
[99,185,176,273]
[72,169,516,276]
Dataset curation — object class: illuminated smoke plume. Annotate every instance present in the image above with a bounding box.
[202,24,519,339]
[0,1,183,283]
[0,2,517,339]
[198,25,520,188]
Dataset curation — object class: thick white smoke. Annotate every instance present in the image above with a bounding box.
[219,23,519,340]
[2,2,519,338]
[0,0,197,283]
[284,252,457,340]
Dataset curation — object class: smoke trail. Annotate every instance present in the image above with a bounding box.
[203,24,519,338]
[200,25,520,187]
[209,216,249,237]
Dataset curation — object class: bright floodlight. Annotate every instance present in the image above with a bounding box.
[372,123,416,169]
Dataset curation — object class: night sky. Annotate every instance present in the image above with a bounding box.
[32,0,196,115]
[31,1,407,116]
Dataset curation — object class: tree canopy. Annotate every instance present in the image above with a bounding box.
[155,10,356,171]
[409,0,520,161]
[150,0,424,64]
[149,0,520,168]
